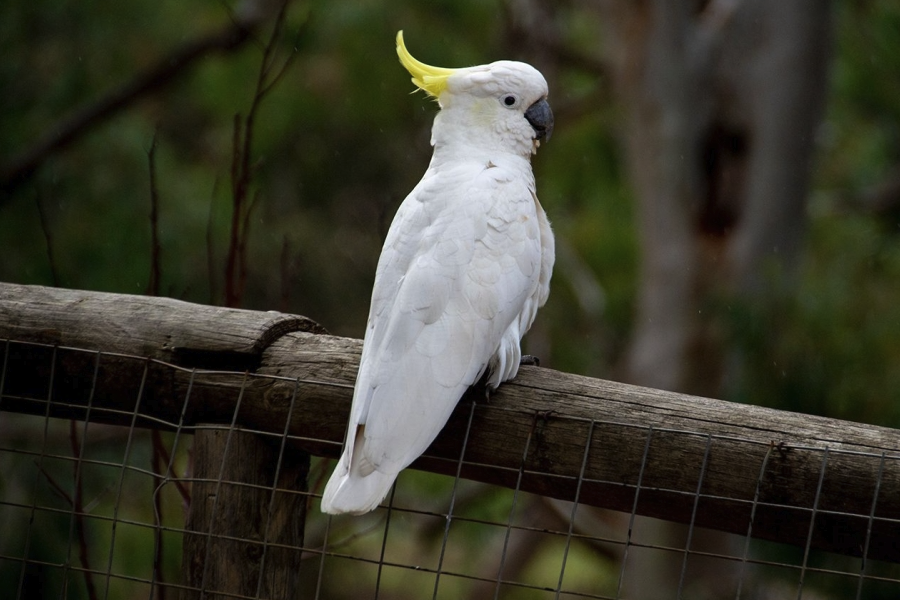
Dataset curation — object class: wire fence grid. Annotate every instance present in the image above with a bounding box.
[1,338,899,600]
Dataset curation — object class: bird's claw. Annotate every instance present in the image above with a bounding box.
[520,355,540,367]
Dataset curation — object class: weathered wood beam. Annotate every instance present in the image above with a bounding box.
[0,282,320,599]
[1,283,899,562]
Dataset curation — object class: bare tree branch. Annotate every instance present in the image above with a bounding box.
[34,190,60,287]
[0,6,278,198]
[146,132,162,298]
[68,422,99,600]
[223,0,296,308]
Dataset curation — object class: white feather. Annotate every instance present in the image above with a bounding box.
[321,57,554,515]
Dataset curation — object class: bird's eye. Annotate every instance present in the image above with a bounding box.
[501,94,519,108]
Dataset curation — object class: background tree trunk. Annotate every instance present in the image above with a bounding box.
[595,1,832,597]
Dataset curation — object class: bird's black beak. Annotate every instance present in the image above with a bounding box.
[525,98,554,142]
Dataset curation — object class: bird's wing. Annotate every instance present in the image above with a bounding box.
[350,160,544,475]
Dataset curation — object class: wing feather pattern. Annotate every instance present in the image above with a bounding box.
[321,158,550,514]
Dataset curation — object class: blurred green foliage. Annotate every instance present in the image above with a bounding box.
[3,0,898,428]
[2,0,900,597]
[0,0,633,376]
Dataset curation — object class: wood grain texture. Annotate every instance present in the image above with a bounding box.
[181,428,308,600]
[0,281,324,369]
[1,283,899,562]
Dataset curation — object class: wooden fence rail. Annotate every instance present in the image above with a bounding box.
[1,282,899,567]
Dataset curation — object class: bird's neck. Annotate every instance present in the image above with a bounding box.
[430,112,535,161]
[429,141,533,175]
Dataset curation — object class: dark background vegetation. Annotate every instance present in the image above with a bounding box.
[2,0,899,598]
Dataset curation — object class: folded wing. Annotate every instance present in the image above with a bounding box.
[321,161,546,514]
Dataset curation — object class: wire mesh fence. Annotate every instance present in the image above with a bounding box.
[1,337,899,599]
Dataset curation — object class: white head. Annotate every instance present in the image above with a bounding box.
[396,31,553,159]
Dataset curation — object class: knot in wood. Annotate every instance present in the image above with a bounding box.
[264,381,297,409]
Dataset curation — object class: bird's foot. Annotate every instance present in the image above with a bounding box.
[483,385,493,404]
[464,374,493,406]
[520,355,540,367]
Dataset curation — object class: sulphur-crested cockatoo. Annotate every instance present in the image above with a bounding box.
[321,31,555,515]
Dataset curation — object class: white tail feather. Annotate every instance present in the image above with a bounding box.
[320,425,398,515]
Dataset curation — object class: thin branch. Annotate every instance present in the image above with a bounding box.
[151,433,192,506]
[256,1,303,101]
[68,422,98,600]
[222,0,296,308]
[206,179,220,306]
[224,115,245,307]
[260,47,301,99]
[229,115,244,210]
[144,126,175,600]
[146,132,162,298]
[34,190,60,287]
[150,430,167,600]
[278,235,293,312]
[38,435,98,600]
[38,462,74,506]
[0,6,276,197]
[305,513,389,561]
[238,189,263,292]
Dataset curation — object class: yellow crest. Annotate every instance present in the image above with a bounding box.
[396,31,456,98]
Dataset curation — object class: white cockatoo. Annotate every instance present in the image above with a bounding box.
[321,31,555,515]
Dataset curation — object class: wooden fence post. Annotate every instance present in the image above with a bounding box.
[181,428,309,600]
